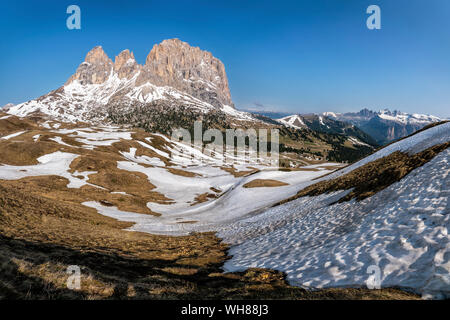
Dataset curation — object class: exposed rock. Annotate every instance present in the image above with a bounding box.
[66,46,113,85]
[137,39,233,108]
[1,103,14,112]
[65,39,233,109]
[113,49,141,79]
[324,109,443,144]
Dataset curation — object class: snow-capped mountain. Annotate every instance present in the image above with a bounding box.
[324,108,443,144]
[277,113,378,147]
[2,40,379,163]
[377,109,441,124]
[1,103,14,111]
[7,39,253,124]
[277,114,307,129]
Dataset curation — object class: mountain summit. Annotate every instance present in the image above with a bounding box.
[8,39,236,122]
[66,46,114,85]
[137,39,233,108]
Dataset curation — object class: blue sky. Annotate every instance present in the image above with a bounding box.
[0,0,449,117]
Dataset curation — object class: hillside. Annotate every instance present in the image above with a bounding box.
[222,122,450,299]
[0,112,448,299]
[0,111,421,300]
[4,40,377,165]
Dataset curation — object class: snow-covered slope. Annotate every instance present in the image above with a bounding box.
[89,122,448,234]
[329,121,450,176]
[277,115,306,129]
[0,113,448,297]
[222,150,449,298]
[7,72,252,123]
[78,121,449,298]
[219,122,450,298]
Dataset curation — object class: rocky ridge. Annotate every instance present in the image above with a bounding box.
[324,109,443,144]
[8,39,237,123]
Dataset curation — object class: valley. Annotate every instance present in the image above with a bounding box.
[0,110,448,299]
[0,38,448,300]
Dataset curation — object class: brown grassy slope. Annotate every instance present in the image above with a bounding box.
[0,125,173,215]
[0,180,418,300]
[0,139,62,165]
[221,166,260,177]
[277,142,450,205]
[0,115,419,299]
[0,115,38,135]
[243,179,289,188]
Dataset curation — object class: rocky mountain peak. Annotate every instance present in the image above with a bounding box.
[137,38,233,108]
[11,40,239,123]
[114,49,140,79]
[85,46,111,65]
[357,108,376,117]
[64,40,233,109]
[66,46,113,85]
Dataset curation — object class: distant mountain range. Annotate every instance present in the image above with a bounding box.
[249,108,443,145]
[4,39,381,164]
[241,109,291,119]
[2,36,444,149]
[1,103,14,111]
[276,114,378,147]
[322,109,443,144]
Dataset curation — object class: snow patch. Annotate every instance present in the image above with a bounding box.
[0,131,26,140]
